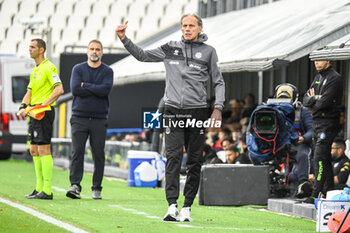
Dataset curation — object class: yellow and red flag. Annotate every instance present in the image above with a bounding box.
[26,105,51,120]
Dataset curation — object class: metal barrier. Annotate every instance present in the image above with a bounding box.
[51,137,151,169]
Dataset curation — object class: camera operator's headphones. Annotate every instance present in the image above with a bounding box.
[274,83,299,105]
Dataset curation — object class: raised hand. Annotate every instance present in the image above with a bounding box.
[116,20,128,40]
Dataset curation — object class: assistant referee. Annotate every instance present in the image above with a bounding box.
[18,38,64,200]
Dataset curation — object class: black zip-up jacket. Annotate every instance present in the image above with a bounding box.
[333,154,350,185]
[303,66,342,121]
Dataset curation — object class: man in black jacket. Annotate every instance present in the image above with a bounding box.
[331,137,350,190]
[303,60,343,203]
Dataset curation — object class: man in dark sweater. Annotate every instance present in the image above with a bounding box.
[303,60,343,203]
[66,40,113,200]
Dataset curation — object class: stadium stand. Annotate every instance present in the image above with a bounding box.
[99,27,118,47]
[67,14,86,30]
[0,27,6,41]
[85,14,105,31]
[80,29,98,45]
[0,40,18,54]
[2,13,13,28]
[17,0,37,17]
[17,40,29,56]
[53,41,68,56]
[37,0,56,17]
[110,1,129,20]
[6,24,24,42]
[91,1,111,16]
[161,2,184,28]
[56,0,75,16]
[0,0,19,15]
[0,0,199,57]
[60,28,80,48]
[73,1,93,15]
[104,14,125,29]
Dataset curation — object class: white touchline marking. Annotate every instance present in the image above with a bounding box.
[176,224,274,231]
[49,187,277,231]
[145,216,162,219]
[51,186,67,192]
[109,205,274,231]
[134,211,147,215]
[109,204,162,220]
[0,197,89,233]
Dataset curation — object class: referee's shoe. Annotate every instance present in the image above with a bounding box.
[27,191,53,200]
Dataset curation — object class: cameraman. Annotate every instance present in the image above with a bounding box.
[303,60,343,204]
[275,83,313,198]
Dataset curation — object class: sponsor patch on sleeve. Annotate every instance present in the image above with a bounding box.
[52,74,61,83]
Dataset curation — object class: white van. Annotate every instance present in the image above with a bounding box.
[0,56,34,159]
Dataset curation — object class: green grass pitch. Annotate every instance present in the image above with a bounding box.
[0,159,315,232]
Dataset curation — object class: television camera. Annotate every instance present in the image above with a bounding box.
[247,98,299,197]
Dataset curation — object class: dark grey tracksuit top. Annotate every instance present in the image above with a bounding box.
[121,33,225,110]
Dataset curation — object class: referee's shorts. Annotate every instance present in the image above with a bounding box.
[29,107,55,145]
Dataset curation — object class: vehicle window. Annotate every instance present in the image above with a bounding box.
[12,76,29,102]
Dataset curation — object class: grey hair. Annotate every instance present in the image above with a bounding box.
[181,13,203,27]
[88,39,103,51]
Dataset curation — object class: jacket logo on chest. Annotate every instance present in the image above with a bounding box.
[173,50,179,56]
[195,52,202,59]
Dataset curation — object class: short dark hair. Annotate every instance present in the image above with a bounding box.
[88,39,103,50]
[246,93,255,103]
[333,137,346,151]
[31,38,46,52]
[181,13,203,27]
[220,127,231,136]
[239,134,246,144]
[221,137,234,146]
[226,145,239,153]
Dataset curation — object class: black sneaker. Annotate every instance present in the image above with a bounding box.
[66,184,81,199]
[25,190,38,199]
[92,190,101,200]
[295,181,313,198]
[28,191,53,200]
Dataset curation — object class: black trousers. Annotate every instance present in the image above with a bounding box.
[289,143,311,185]
[311,120,339,198]
[164,106,207,207]
[69,116,107,191]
